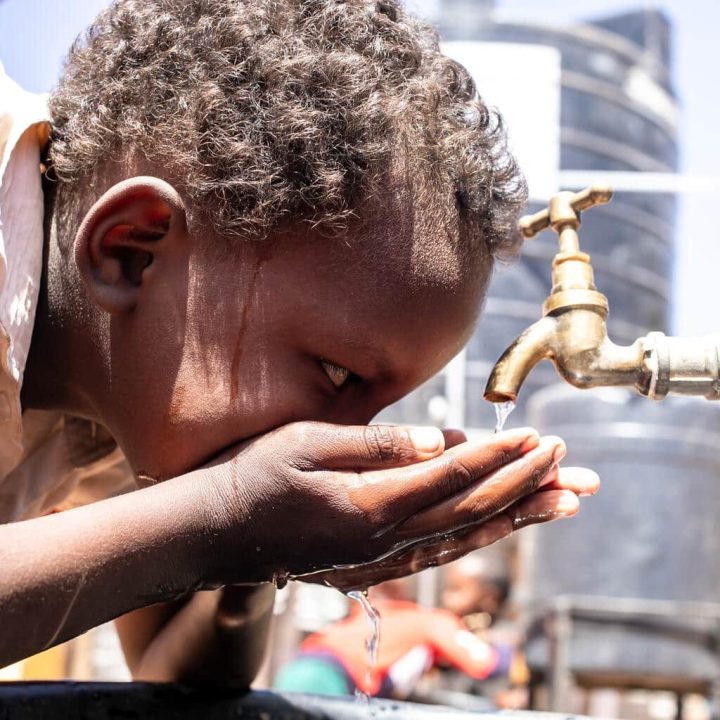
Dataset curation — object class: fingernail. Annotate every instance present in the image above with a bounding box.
[556,491,579,515]
[409,426,444,453]
[544,435,566,463]
[562,467,600,495]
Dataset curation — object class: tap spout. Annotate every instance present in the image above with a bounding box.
[484,308,648,404]
[484,316,558,403]
[484,306,720,404]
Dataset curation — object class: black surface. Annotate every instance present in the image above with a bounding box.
[0,683,591,720]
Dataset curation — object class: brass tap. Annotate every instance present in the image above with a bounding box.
[483,185,720,404]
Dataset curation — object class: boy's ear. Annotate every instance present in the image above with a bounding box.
[74,176,188,314]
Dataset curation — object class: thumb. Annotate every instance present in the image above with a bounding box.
[285,421,445,470]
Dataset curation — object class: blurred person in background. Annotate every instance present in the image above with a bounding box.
[274,578,513,700]
[436,552,529,710]
[442,552,511,623]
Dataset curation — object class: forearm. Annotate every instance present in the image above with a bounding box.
[124,585,276,687]
[0,472,215,666]
[207,584,276,687]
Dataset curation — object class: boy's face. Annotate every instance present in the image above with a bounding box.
[98,197,491,481]
[442,565,504,618]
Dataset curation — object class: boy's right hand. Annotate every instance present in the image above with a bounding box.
[198,423,590,587]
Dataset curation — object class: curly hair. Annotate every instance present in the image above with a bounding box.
[49,0,526,259]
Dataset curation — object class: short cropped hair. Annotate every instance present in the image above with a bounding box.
[49,0,526,258]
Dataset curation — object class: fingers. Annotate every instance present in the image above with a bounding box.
[499,467,600,530]
[329,484,591,589]
[283,423,539,475]
[442,428,467,450]
[539,467,600,496]
[303,517,512,592]
[298,462,598,591]
[347,428,541,521]
[301,485,588,591]
[504,489,579,530]
[398,518,514,574]
[394,435,565,539]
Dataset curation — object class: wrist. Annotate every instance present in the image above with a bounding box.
[174,465,274,588]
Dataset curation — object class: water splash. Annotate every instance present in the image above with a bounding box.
[354,687,370,710]
[494,400,516,433]
[347,589,381,708]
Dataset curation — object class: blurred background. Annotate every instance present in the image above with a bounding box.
[3,1,720,718]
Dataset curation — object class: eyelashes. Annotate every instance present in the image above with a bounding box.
[320,359,351,388]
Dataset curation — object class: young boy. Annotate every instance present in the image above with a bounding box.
[0,0,598,687]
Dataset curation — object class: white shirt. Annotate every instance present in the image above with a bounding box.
[0,64,133,522]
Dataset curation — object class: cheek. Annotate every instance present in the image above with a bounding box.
[165,344,330,460]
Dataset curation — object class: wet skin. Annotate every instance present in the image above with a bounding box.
[8,176,599,682]
[27,178,486,478]
[110,217,486,480]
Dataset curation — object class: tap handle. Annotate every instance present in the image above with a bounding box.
[519,184,614,239]
[519,208,553,239]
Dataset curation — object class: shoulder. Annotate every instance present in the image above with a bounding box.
[1,413,134,522]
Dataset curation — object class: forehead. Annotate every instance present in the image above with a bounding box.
[317,173,492,287]
[369,158,486,289]
[257,211,491,377]
[279,192,489,296]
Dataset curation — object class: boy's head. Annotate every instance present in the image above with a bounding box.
[36,0,526,479]
[442,553,511,620]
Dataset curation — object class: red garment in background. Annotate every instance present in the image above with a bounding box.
[301,599,499,695]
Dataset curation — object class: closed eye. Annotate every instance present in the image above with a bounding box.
[320,359,351,388]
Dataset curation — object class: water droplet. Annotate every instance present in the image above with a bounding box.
[354,687,370,708]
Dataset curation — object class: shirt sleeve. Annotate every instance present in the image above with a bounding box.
[0,65,50,490]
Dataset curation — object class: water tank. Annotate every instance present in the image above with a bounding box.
[521,384,720,681]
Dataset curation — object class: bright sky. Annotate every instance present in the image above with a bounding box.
[1,0,718,335]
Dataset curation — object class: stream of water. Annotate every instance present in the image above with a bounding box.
[347,589,381,709]
[494,400,516,433]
